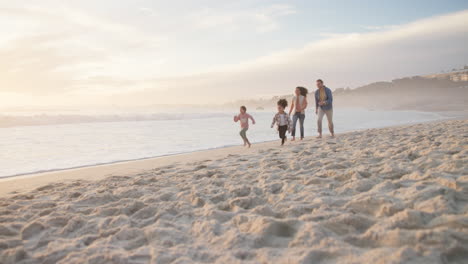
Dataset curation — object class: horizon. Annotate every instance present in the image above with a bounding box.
[1,1,468,108]
[1,67,466,112]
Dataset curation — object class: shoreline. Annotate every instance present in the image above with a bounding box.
[0,140,277,197]
[0,108,463,129]
[1,118,465,197]
[0,144,243,180]
[2,112,463,180]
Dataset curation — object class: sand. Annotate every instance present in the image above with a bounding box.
[0,120,467,264]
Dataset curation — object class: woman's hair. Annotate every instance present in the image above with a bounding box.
[296,86,308,97]
[240,106,247,111]
[277,99,288,108]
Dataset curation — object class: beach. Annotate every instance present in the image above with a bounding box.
[1,119,467,263]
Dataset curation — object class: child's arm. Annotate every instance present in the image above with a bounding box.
[287,115,292,133]
[271,115,276,128]
[233,114,240,122]
[248,114,256,125]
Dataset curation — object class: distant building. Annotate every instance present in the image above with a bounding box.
[451,71,468,82]
[423,69,468,82]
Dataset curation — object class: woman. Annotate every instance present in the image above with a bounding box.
[288,86,308,141]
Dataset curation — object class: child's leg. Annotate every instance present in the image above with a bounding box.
[240,128,250,147]
[239,129,247,145]
[245,128,251,147]
[279,126,287,145]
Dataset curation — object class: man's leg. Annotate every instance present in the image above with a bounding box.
[317,108,325,138]
[325,109,334,137]
[291,113,298,140]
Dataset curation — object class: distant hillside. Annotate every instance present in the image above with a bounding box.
[226,71,468,112]
[334,74,467,111]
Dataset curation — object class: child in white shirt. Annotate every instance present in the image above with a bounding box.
[271,99,292,146]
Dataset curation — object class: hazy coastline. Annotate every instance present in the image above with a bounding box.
[0,109,455,178]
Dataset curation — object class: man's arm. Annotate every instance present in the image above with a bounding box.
[325,88,333,106]
[315,92,319,112]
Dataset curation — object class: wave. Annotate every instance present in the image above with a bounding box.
[0,142,248,179]
[0,112,232,128]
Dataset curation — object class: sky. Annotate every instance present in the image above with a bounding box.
[0,0,467,108]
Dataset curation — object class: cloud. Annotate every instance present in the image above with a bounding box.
[0,2,168,95]
[361,25,401,31]
[0,1,295,100]
[188,4,296,33]
[0,2,467,108]
[254,4,297,33]
[115,10,468,105]
[0,33,87,94]
[139,7,157,16]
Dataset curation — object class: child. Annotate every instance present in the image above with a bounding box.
[271,99,292,145]
[234,106,256,147]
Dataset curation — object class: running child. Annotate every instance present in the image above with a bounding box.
[271,99,292,146]
[234,106,256,147]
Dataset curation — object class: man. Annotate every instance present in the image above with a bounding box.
[315,79,335,138]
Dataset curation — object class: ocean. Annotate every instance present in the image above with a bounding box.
[0,108,450,178]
